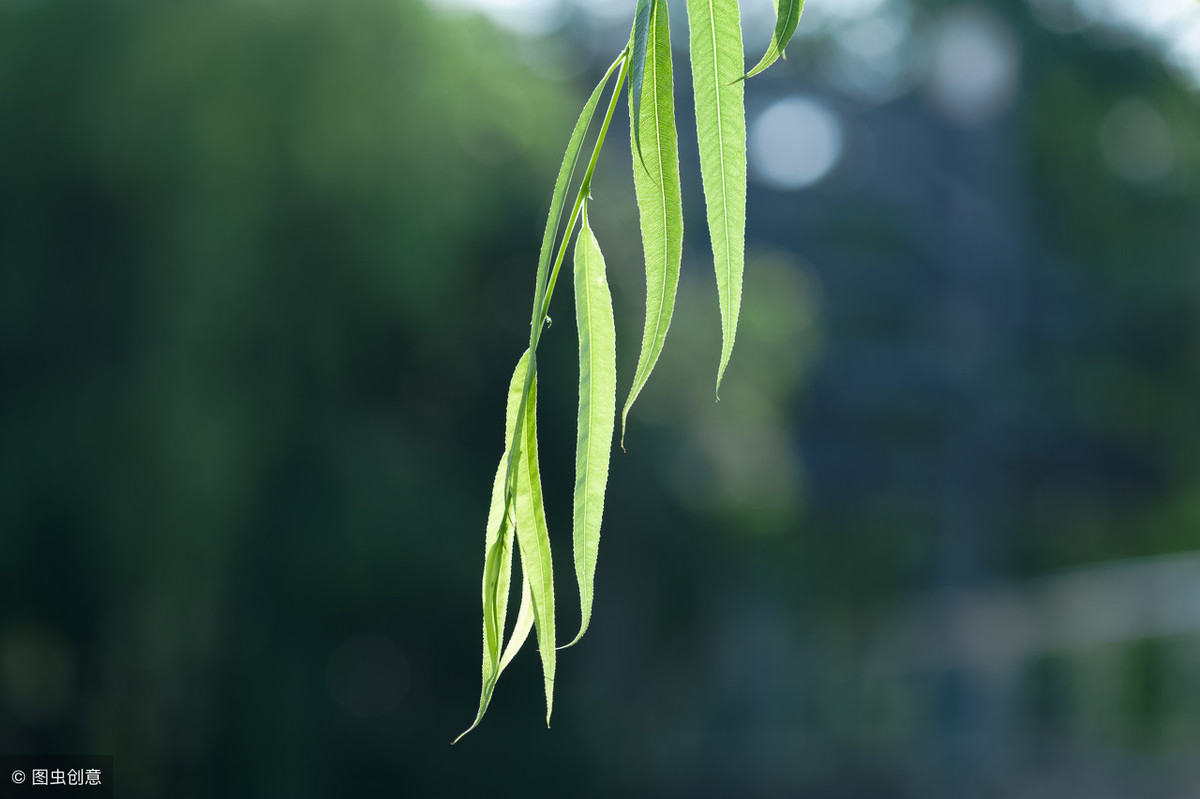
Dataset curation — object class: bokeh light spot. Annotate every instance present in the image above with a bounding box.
[1098,97,1176,184]
[927,6,1019,126]
[750,97,843,191]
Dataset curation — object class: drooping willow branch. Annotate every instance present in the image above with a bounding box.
[457,0,805,742]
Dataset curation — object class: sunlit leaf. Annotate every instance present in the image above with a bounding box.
[566,201,617,647]
[512,368,556,725]
[463,0,799,736]
[529,55,625,348]
[686,0,746,396]
[506,54,625,539]
[628,0,655,157]
[455,350,530,743]
[461,52,631,743]
[500,569,534,671]
[743,0,804,80]
[622,0,684,441]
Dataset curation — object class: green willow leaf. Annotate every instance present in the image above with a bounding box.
[512,369,556,726]
[529,54,625,348]
[743,0,804,80]
[686,0,746,396]
[460,51,631,744]
[506,53,625,535]
[565,202,616,647]
[462,0,809,736]
[628,0,654,157]
[622,0,684,443]
[455,350,530,744]
[500,570,534,671]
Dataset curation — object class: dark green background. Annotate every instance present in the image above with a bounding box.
[2,0,1198,796]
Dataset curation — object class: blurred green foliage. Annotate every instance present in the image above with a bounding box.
[0,0,582,794]
[2,0,1200,796]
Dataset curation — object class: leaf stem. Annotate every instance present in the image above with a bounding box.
[534,51,630,348]
[527,49,627,347]
[498,49,631,537]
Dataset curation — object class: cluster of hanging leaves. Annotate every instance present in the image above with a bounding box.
[457,0,804,742]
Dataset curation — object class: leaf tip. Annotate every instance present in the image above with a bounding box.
[715,358,731,402]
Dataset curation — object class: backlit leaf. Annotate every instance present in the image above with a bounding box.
[500,569,534,671]
[507,54,626,530]
[743,0,804,80]
[455,350,530,744]
[628,0,655,157]
[512,368,556,725]
[622,0,684,443]
[566,201,616,647]
[686,0,746,396]
[529,54,625,349]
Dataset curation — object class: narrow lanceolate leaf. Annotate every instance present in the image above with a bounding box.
[691,0,744,395]
[500,570,534,671]
[455,350,530,744]
[506,54,624,540]
[530,54,624,347]
[512,371,556,726]
[621,0,683,442]
[628,0,655,157]
[686,0,746,396]
[743,0,804,80]
[566,202,616,647]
